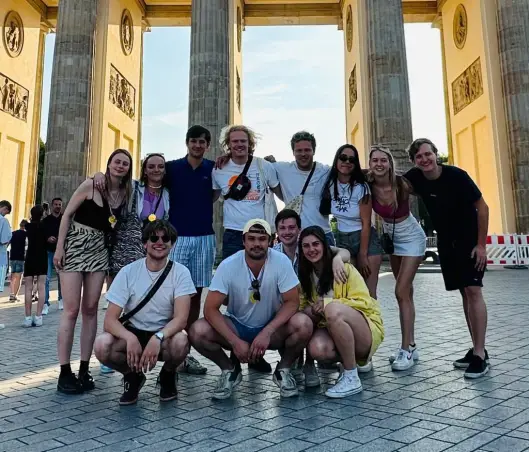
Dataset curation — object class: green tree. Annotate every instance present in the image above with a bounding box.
[35,139,46,205]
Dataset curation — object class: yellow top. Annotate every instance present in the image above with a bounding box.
[299,263,384,336]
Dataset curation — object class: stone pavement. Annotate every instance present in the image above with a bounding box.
[1,269,529,452]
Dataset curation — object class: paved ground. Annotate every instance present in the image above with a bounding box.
[1,269,529,451]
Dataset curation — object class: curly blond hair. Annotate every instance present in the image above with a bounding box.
[219,125,260,154]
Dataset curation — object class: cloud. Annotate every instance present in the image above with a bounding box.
[249,83,289,97]
[145,109,187,127]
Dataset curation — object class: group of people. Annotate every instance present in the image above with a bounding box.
[0,123,490,404]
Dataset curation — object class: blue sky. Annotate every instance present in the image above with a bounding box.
[41,23,447,166]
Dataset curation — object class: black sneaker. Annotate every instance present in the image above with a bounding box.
[78,371,95,391]
[464,354,490,379]
[119,372,146,406]
[57,372,84,394]
[453,348,490,369]
[157,368,178,402]
[249,356,272,373]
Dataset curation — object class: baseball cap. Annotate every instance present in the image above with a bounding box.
[243,219,272,236]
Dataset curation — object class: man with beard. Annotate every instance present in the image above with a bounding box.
[189,219,313,400]
[94,220,195,405]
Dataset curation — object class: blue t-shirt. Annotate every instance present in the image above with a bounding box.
[166,157,214,237]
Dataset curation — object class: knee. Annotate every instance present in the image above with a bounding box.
[395,286,410,304]
[308,337,334,362]
[288,313,313,340]
[324,303,344,325]
[168,332,190,359]
[81,302,98,318]
[94,333,114,362]
[189,319,211,346]
[63,303,80,321]
[463,286,482,303]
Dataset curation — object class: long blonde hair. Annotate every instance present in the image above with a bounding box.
[368,145,406,211]
[219,125,260,155]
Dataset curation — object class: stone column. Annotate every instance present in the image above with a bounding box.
[188,0,231,258]
[497,1,529,233]
[365,0,413,172]
[42,0,98,203]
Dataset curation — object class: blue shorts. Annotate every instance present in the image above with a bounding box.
[10,260,24,273]
[227,316,264,343]
[222,229,244,260]
[170,235,216,288]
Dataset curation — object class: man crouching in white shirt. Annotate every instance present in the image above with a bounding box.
[189,219,313,400]
[94,220,195,406]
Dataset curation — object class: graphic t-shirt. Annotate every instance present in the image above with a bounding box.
[273,161,331,232]
[404,165,481,244]
[106,258,196,331]
[330,182,370,233]
[212,158,279,231]
[209,249,299,328]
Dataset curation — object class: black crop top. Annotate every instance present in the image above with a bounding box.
[74,198,110,231]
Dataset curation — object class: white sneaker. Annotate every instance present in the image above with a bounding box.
[212,366,242,400]
[23,316,33,328]
[291,363,304,385]
[58,299,64,310]
[303,365,321,387]
[325,369,363,398]
[33,315,43,327]
[391,348,415,371]
[389,345,419,363]
[42,305,49,315]
[273,368,299,398]
[358,360,373,373]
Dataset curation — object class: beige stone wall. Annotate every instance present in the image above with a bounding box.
[441,0,515,234]
[0,1,43,226]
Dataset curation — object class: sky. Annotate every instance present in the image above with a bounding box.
[40,23,447,167]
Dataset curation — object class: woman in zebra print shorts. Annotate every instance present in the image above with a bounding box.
[54,149,133,395]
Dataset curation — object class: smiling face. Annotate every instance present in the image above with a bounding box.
[413,143,438,173]
[229,130,249,159]
[293,140,315,171]
[277,218,300,248]
[244,230,269,260]
[108,152,131,178]
[336,147,357,177]
[369,150,391,177]
[301,234,324,264]
[187,134,209,159]
[144,155,165,185]
[144,230,173,260]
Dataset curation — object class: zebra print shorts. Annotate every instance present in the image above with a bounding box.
[63,222,109,273]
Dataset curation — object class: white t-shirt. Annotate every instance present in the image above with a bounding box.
[212,158,279,231]
[273,161,331,232]
[209,249,299,328]
[106,258,196,331]
[330,182,370,233]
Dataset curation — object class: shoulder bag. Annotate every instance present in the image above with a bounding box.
[284,163,316,215]
[380,214,396,255]
[119,260,174,325]
[224,155,253,201]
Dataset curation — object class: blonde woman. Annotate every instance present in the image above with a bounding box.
[368,146,425,371]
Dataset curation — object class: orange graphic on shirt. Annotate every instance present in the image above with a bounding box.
[227,175,259,201]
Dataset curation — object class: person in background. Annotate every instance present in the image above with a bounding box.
[42,197,63,313]
[9,219,27,302]
[23,205,48,327]
[0,200,12,295]
[404,138,490,379]
[297,226,384,398]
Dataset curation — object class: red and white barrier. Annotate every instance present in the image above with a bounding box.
[516,235,529,266]
[486,234,529,267]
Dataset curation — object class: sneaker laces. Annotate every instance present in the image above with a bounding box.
[281,370,297,389]
[186,355,201,366]
[396,349,407,361]
[215,370,231,390]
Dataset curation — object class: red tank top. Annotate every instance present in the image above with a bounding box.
[372,197,410,219]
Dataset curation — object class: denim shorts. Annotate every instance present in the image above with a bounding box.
[222,229,244,260]
[227,315,264,343]
[10,260,24,273]
[335,227,383,257]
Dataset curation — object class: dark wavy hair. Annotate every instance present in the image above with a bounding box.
[142,219,177,245]
[140,153,167,188]
[320,144,369,216]
[30,205,44,223]
[407,138,440,162]
[298,226,335,303]
[291,131,316,152]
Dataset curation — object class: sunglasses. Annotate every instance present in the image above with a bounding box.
[251,279,261,301]
[338,154,356,164]
[149,235,171,243]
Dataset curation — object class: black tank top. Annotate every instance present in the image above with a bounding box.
[74,196,110,231]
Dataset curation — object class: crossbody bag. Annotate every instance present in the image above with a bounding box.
[284,163,316,215]
[224,155,253,201]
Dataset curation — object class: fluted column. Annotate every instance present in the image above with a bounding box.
[42,0,98,203]
[366,0,413,172]
[497,0,529,233]
[188,0,231,258]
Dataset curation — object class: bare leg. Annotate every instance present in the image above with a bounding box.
[24,276,33,317]
[57,272,83,365]
[79,272,106,361]
[460,289,473,342]
[270,313,313,369]
[308,329,340,363]
[187,288,203,331]
[323,303,372,370]
[94,333,129,373]
[35,275,47,316]
[365,255,382,299]
[10,273,21,297]
[462,287,487,358]
[161,332,190,371]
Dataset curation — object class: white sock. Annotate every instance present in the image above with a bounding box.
[343,367,359,378]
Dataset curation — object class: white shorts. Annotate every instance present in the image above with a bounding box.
[169,235,216,288]
[383,215,426,257]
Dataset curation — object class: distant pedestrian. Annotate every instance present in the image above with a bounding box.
[9,219,27,302]
[42,198,63,313]
[0,200,12,295]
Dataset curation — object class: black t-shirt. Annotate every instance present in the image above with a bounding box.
[404,165,482,244]
[41,214,62,252]
[10,229,26,261]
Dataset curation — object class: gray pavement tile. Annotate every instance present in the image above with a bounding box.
[481,435,529,452]
[398,438,452,452]
[48,439,104,452]
[350,438,402,451]
[382,425,435,444]
[305,437,358,451]
[340,425,392,443]
[257,426,308,444]
[430,425,482,443]
[296,425,349,444]
[438,406,483,420]
[259,439,314,452]
[219,426,268,444]
[441,432,500,452]
[373,414,418,430]
[219,438,272,452]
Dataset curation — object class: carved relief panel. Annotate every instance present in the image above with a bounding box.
[349,65,357,111]
[120,9,134,56]
[109,65,136,120]
[237,6,242,53]
[453,4,468,50]
[3,11,24,58]
[346,5,353,52]
[0,72,29,121]
[236,69,241,112]
[452,58,483,115]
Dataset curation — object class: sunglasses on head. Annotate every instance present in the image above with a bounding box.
[251,279,261,301]
[149,235,171,244]
[338,154,356,164]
